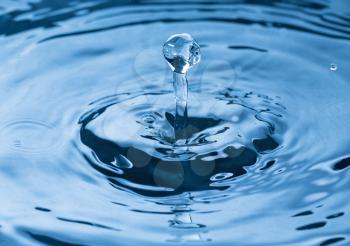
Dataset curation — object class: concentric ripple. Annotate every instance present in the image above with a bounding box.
[78,88,283,196]
[0,0,349,245]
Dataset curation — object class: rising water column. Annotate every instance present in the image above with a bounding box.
[163,33,201,140]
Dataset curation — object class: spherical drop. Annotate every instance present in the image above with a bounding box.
[163,33,201,74]
[330,63,337,71]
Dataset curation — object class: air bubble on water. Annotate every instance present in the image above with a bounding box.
[163,33,201,74]
[210,172,233,181]
[142,114,156,125]
[330,63,337,71]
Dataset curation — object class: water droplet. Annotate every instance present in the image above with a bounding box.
[163,33,201,74]
[330,63,337,71]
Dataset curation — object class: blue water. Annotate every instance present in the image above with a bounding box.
[0,0,350,245]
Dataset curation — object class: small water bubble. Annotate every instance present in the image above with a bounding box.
[142,114,156,125]
[330,63,337,71]
[163,33,201,74]
[210,172,233,181]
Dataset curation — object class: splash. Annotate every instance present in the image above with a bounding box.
[163,33,201,140]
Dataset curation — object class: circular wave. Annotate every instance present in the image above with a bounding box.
[0,0,349,245]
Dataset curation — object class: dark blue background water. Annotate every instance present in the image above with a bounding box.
[0,0,349,245]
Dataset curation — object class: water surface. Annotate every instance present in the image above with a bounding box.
[0,0,349,245]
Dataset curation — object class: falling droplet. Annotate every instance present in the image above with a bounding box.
[330,63,337,71]
[163,33,201,74]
